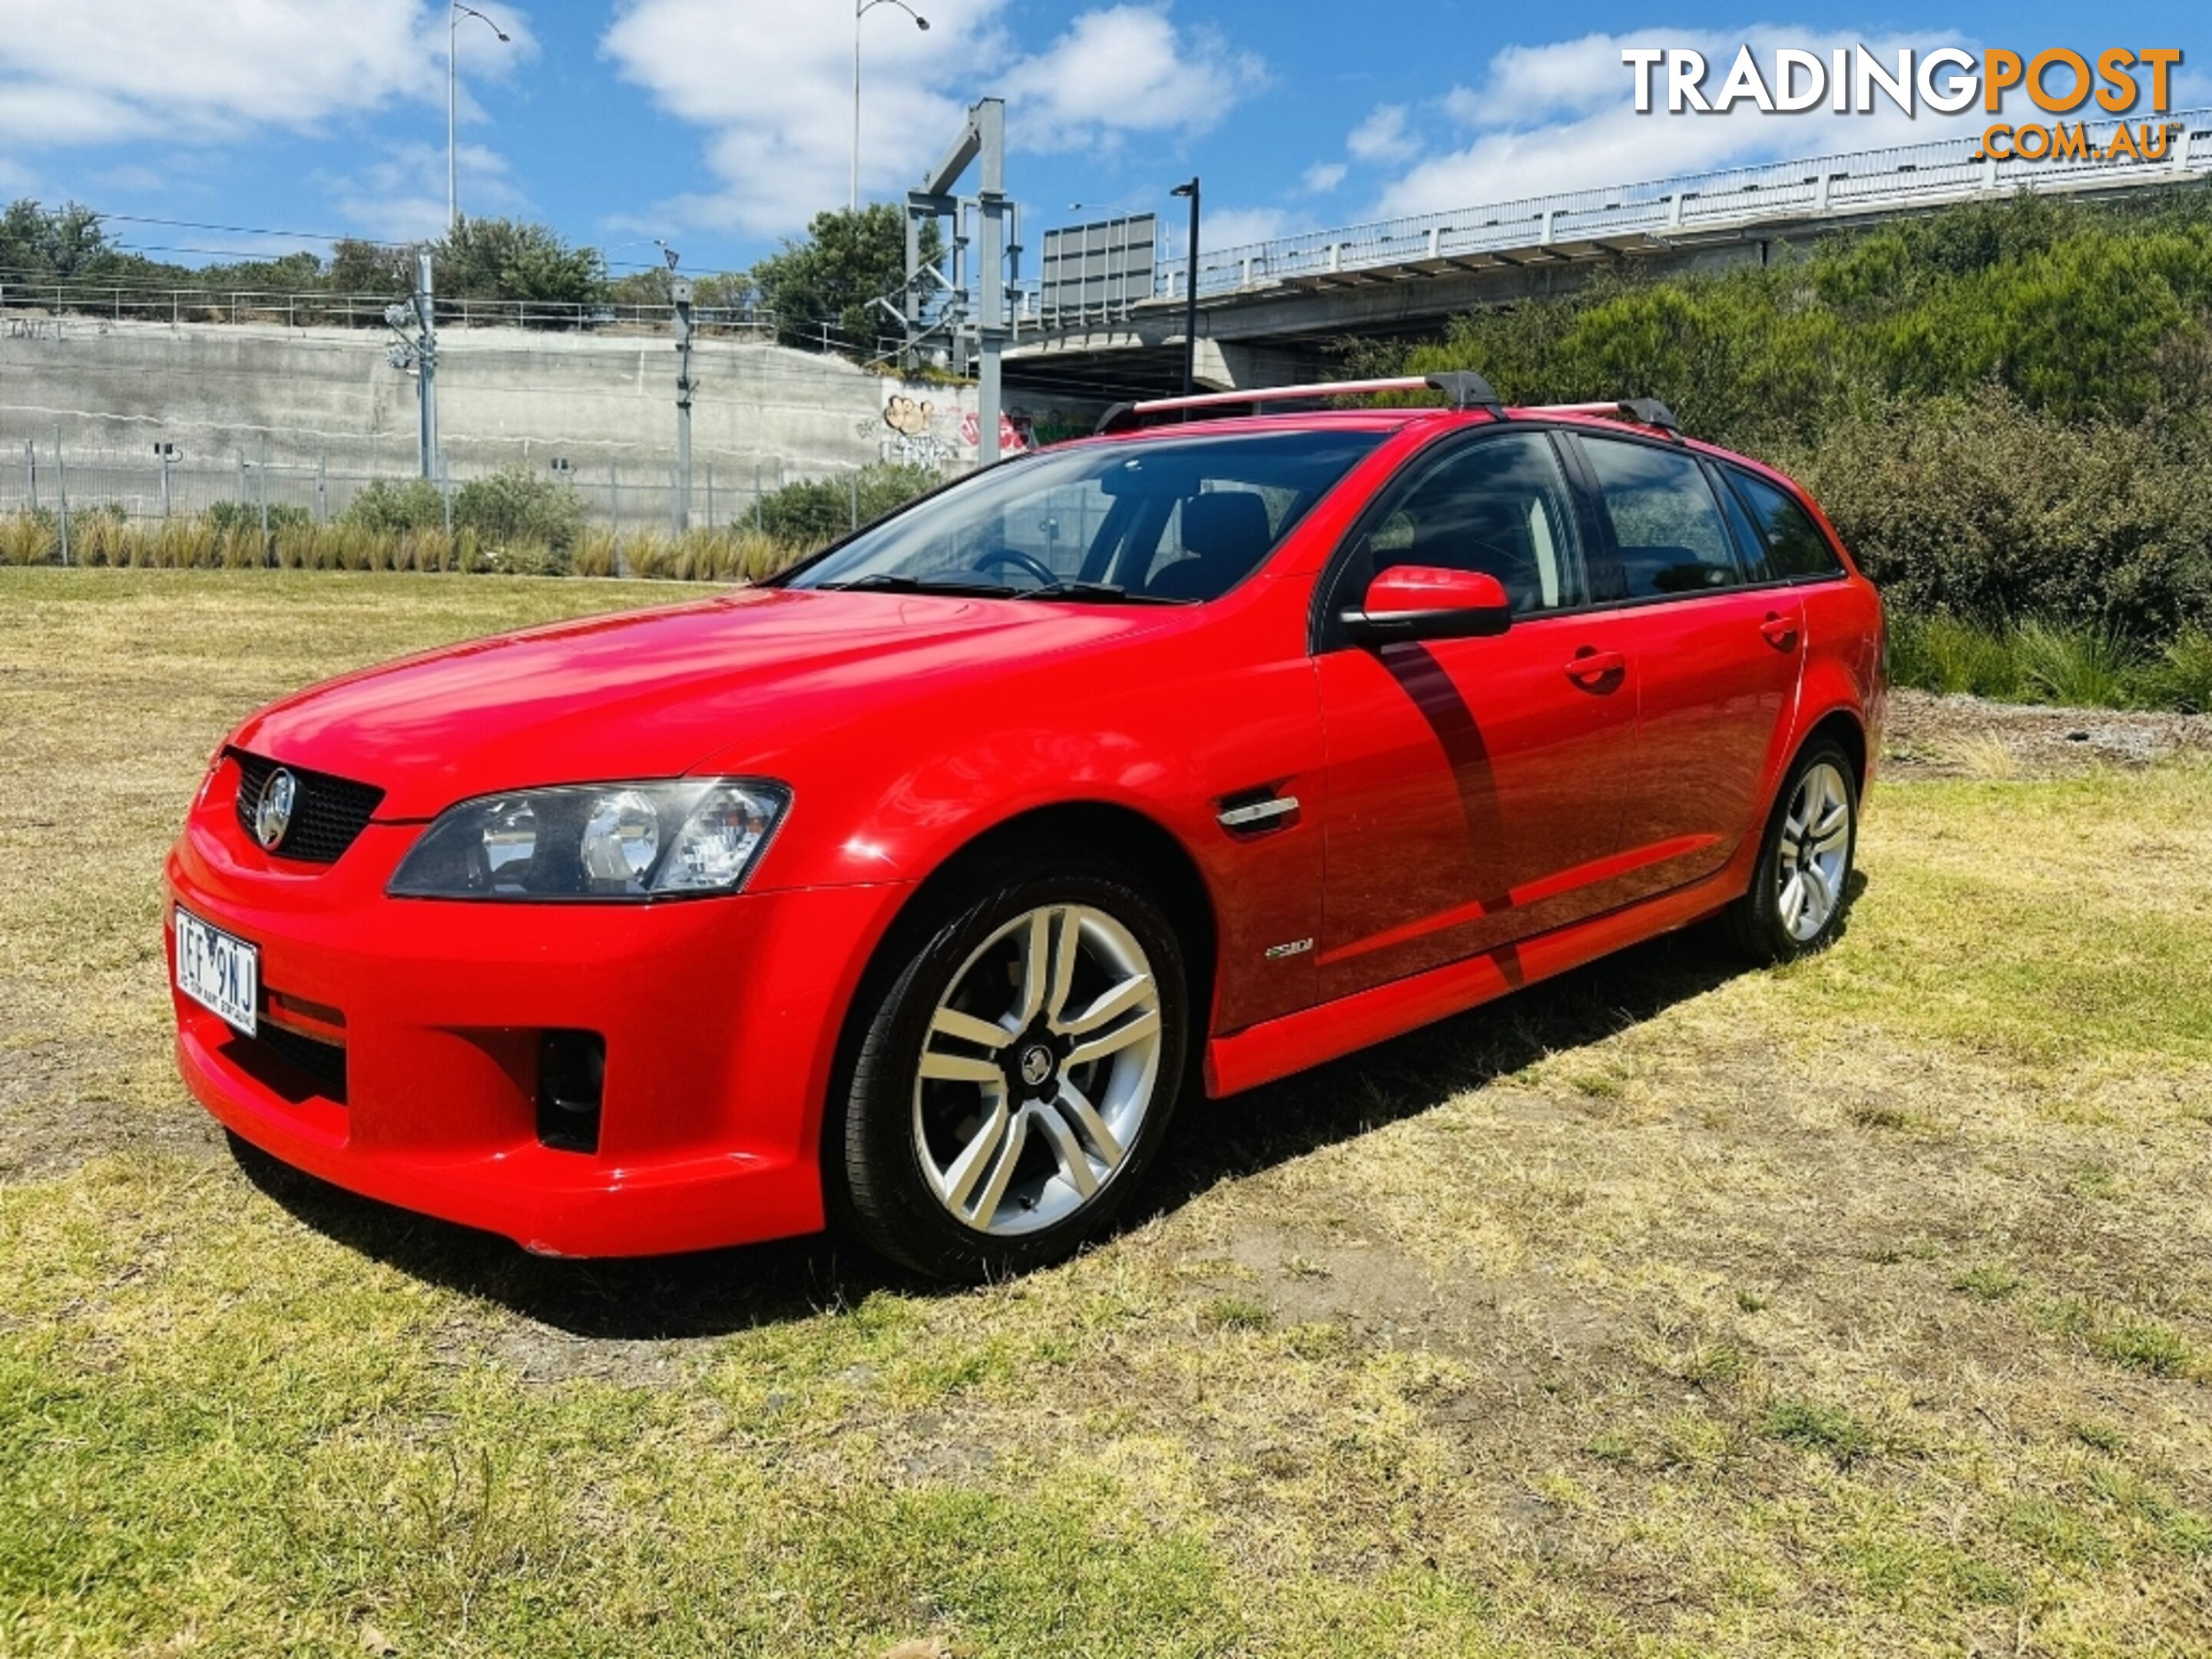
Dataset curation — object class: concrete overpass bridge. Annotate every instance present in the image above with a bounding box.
[1008,111,2212,406]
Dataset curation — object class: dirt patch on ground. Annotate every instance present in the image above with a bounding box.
[1883,687,2212,780]
[0,1022,221,1181]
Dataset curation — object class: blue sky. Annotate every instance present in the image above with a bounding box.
[1,2,2204,283]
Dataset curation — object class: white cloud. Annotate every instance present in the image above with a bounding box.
[0,0,533,149]
[1301,161,1349,194]
[602,0,1001,236]
[1372,28,1983,219]
[1346,103,1420,164]
[1184,206,1296,256]
[603,0,1266,237]
[1002,6,1264,154]
[324,141,529,242]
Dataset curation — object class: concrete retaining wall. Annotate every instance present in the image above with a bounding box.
[0,314,1008,512]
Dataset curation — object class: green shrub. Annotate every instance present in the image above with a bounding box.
[2012,618,2138,708]
[452,465,585,551]
[1887,613,2023,699]
[203,499,311,535]
[2151,626,2212,713]
[757,462,936,546]
[1785,389,2212,638]
[341,478,448,534]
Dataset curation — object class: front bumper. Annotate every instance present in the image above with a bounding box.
[167,783,912,1257]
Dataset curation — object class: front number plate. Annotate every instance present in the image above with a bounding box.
[174,906,259,1037]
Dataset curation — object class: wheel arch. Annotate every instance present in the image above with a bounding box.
[1800,704,1869,795]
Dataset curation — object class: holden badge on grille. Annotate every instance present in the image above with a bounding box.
[255,769,296,851]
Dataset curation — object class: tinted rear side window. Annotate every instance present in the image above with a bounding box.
[1578,436,1741,599]
[1727,469,1845,580]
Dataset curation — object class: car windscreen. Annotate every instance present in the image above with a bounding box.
[780,429,1388,604]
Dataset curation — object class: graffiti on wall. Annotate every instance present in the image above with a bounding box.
[863,386,1034,465]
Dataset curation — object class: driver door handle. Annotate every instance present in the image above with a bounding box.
[1565,647,1625,687]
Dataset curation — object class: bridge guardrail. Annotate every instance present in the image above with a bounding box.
[1143,109,2212,305]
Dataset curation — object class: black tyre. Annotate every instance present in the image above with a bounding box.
[1719,738,1859,964]
[833,856,1190,1281]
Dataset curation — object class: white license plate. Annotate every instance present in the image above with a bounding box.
[174,906,259,1037]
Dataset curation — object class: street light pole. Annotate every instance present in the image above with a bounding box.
[1171,177,1200,399]
[449,3,512,233]
[853,0,930,214]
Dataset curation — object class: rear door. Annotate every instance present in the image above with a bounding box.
[1567,432,1805,904]
[1313,429,1643,1000]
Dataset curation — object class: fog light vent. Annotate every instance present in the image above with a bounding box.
[537,1031,604,1154]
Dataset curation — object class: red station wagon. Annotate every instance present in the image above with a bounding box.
[167,374,1884,1280]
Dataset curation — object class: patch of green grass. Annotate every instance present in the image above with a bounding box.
[1202,1296,1273,1333]
[1584,1430,1637,1465]
[1833,1525,2022,1611]
[2000,1499,2114,1569]
[1681,1343,1745,1387]
[1952,1263,2024,1301]
[1763,1401,1879,1467]
[1811,767,2212,1066]
[2088,1320,2197,1378]
[2070,1420,2127,1453]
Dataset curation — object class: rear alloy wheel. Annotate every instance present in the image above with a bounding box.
[836,865,1188,1280]
[1720,740,1859,963]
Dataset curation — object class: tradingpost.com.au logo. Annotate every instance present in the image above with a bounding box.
[1624,46,2187,162]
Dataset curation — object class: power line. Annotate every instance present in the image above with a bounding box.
[94,212,399,247]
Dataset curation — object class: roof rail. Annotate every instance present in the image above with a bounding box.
[1094,372,1504,435]
[1522,398,1682,438]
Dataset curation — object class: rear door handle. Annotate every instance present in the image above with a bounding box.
[1760,611,1800,650]
[1565,647,1624,686]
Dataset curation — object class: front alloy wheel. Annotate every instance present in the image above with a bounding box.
[916,905,1164,1236]
[836,862,1188,1280]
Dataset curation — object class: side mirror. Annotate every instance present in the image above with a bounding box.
[1343,565,1512,644]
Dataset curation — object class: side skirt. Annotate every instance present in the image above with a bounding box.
[1203,867,1740,1098]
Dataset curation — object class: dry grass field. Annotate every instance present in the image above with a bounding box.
[3,568,2209,1657]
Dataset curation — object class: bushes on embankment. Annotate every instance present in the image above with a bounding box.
[1369,189,2212,661]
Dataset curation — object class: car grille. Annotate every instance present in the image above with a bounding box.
[243,1023,349,1104]
[230,749,386,864]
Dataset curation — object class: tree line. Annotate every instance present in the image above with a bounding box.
[0,198,916,356]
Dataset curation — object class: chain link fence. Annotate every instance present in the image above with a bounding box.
[0,432,898,542]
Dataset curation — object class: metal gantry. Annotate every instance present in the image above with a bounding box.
[903,98,1025,465]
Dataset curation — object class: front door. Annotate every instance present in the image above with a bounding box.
[1315,429,1643,1002]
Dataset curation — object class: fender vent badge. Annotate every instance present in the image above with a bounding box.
[1218,794,1300,830]
[1264,938,1315,960]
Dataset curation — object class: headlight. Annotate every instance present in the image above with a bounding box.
[388,780,790,901]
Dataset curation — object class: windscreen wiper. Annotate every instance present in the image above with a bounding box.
[1015,580,1190,606]
[821,573,1024,598]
